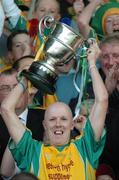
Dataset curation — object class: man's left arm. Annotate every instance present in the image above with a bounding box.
[87,42,108,141]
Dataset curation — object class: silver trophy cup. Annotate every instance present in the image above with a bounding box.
[22,15,84,94]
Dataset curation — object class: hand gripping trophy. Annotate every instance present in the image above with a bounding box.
[22,15,85,94]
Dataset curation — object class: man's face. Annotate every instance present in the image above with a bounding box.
[11,34,31,61]
[105,15,119,35]
[43,102,74,146]
[34,0,60,21]
[0,73,28,112]
[100,42,119,76]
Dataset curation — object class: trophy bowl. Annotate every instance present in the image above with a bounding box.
[21,55,57,94]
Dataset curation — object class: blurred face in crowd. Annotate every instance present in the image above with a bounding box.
[73,0,85,16]
[0,72,28,114]
[43,102,74,146]
[9,33,31,62]
[74,99,94,132]
[100,42,119,76]
[56,59,75,74]
[105,15,119,35]
[34,0,61,21]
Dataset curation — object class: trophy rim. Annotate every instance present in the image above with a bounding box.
[56,21,81,37]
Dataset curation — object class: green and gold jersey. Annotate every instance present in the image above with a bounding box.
[9,120,106,180]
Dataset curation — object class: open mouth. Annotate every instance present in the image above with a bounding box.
[113,29,119,32]
[54,130,63,135]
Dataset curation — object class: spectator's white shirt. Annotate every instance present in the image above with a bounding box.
[1,0,20,28]
[19,108,28,125]
[0,2,5,37]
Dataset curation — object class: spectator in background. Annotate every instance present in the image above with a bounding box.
[6,30,31,64]
[0,0,33,59]
[70,0,86,32]
[62,0,93,32]
[77,0,119,40]
[1,0,61,54]
[54,58,81,115]
[97,33,119,179]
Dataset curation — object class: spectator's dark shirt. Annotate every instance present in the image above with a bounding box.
[99,69,119,178]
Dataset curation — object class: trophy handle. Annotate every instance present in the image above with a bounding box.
[34,15,56,61]
[39,15,55,36]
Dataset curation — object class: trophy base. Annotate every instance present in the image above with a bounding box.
[21,70,56,95]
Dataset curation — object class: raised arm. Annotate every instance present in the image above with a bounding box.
[0,79,27,144]
[1,0,21,28]
[77,0,102,38]
[0,1,5,37]
[87,41,108,140]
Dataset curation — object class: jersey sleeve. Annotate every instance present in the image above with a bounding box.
[74,119,106,169]
[8,130,42,175]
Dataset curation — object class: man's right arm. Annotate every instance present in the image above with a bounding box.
[1,81,27,145]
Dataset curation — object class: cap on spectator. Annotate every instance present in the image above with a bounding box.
[91,2,119,38]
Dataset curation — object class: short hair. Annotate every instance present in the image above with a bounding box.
[7,30,29,51]
[11,172,38,180]
[100,33,119,47]
[13,55,35,70]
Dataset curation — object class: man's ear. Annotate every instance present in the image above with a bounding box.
[71,120,74,130]
[42,120,47,130]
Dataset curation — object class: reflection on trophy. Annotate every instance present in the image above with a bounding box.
[22,15,85,94]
